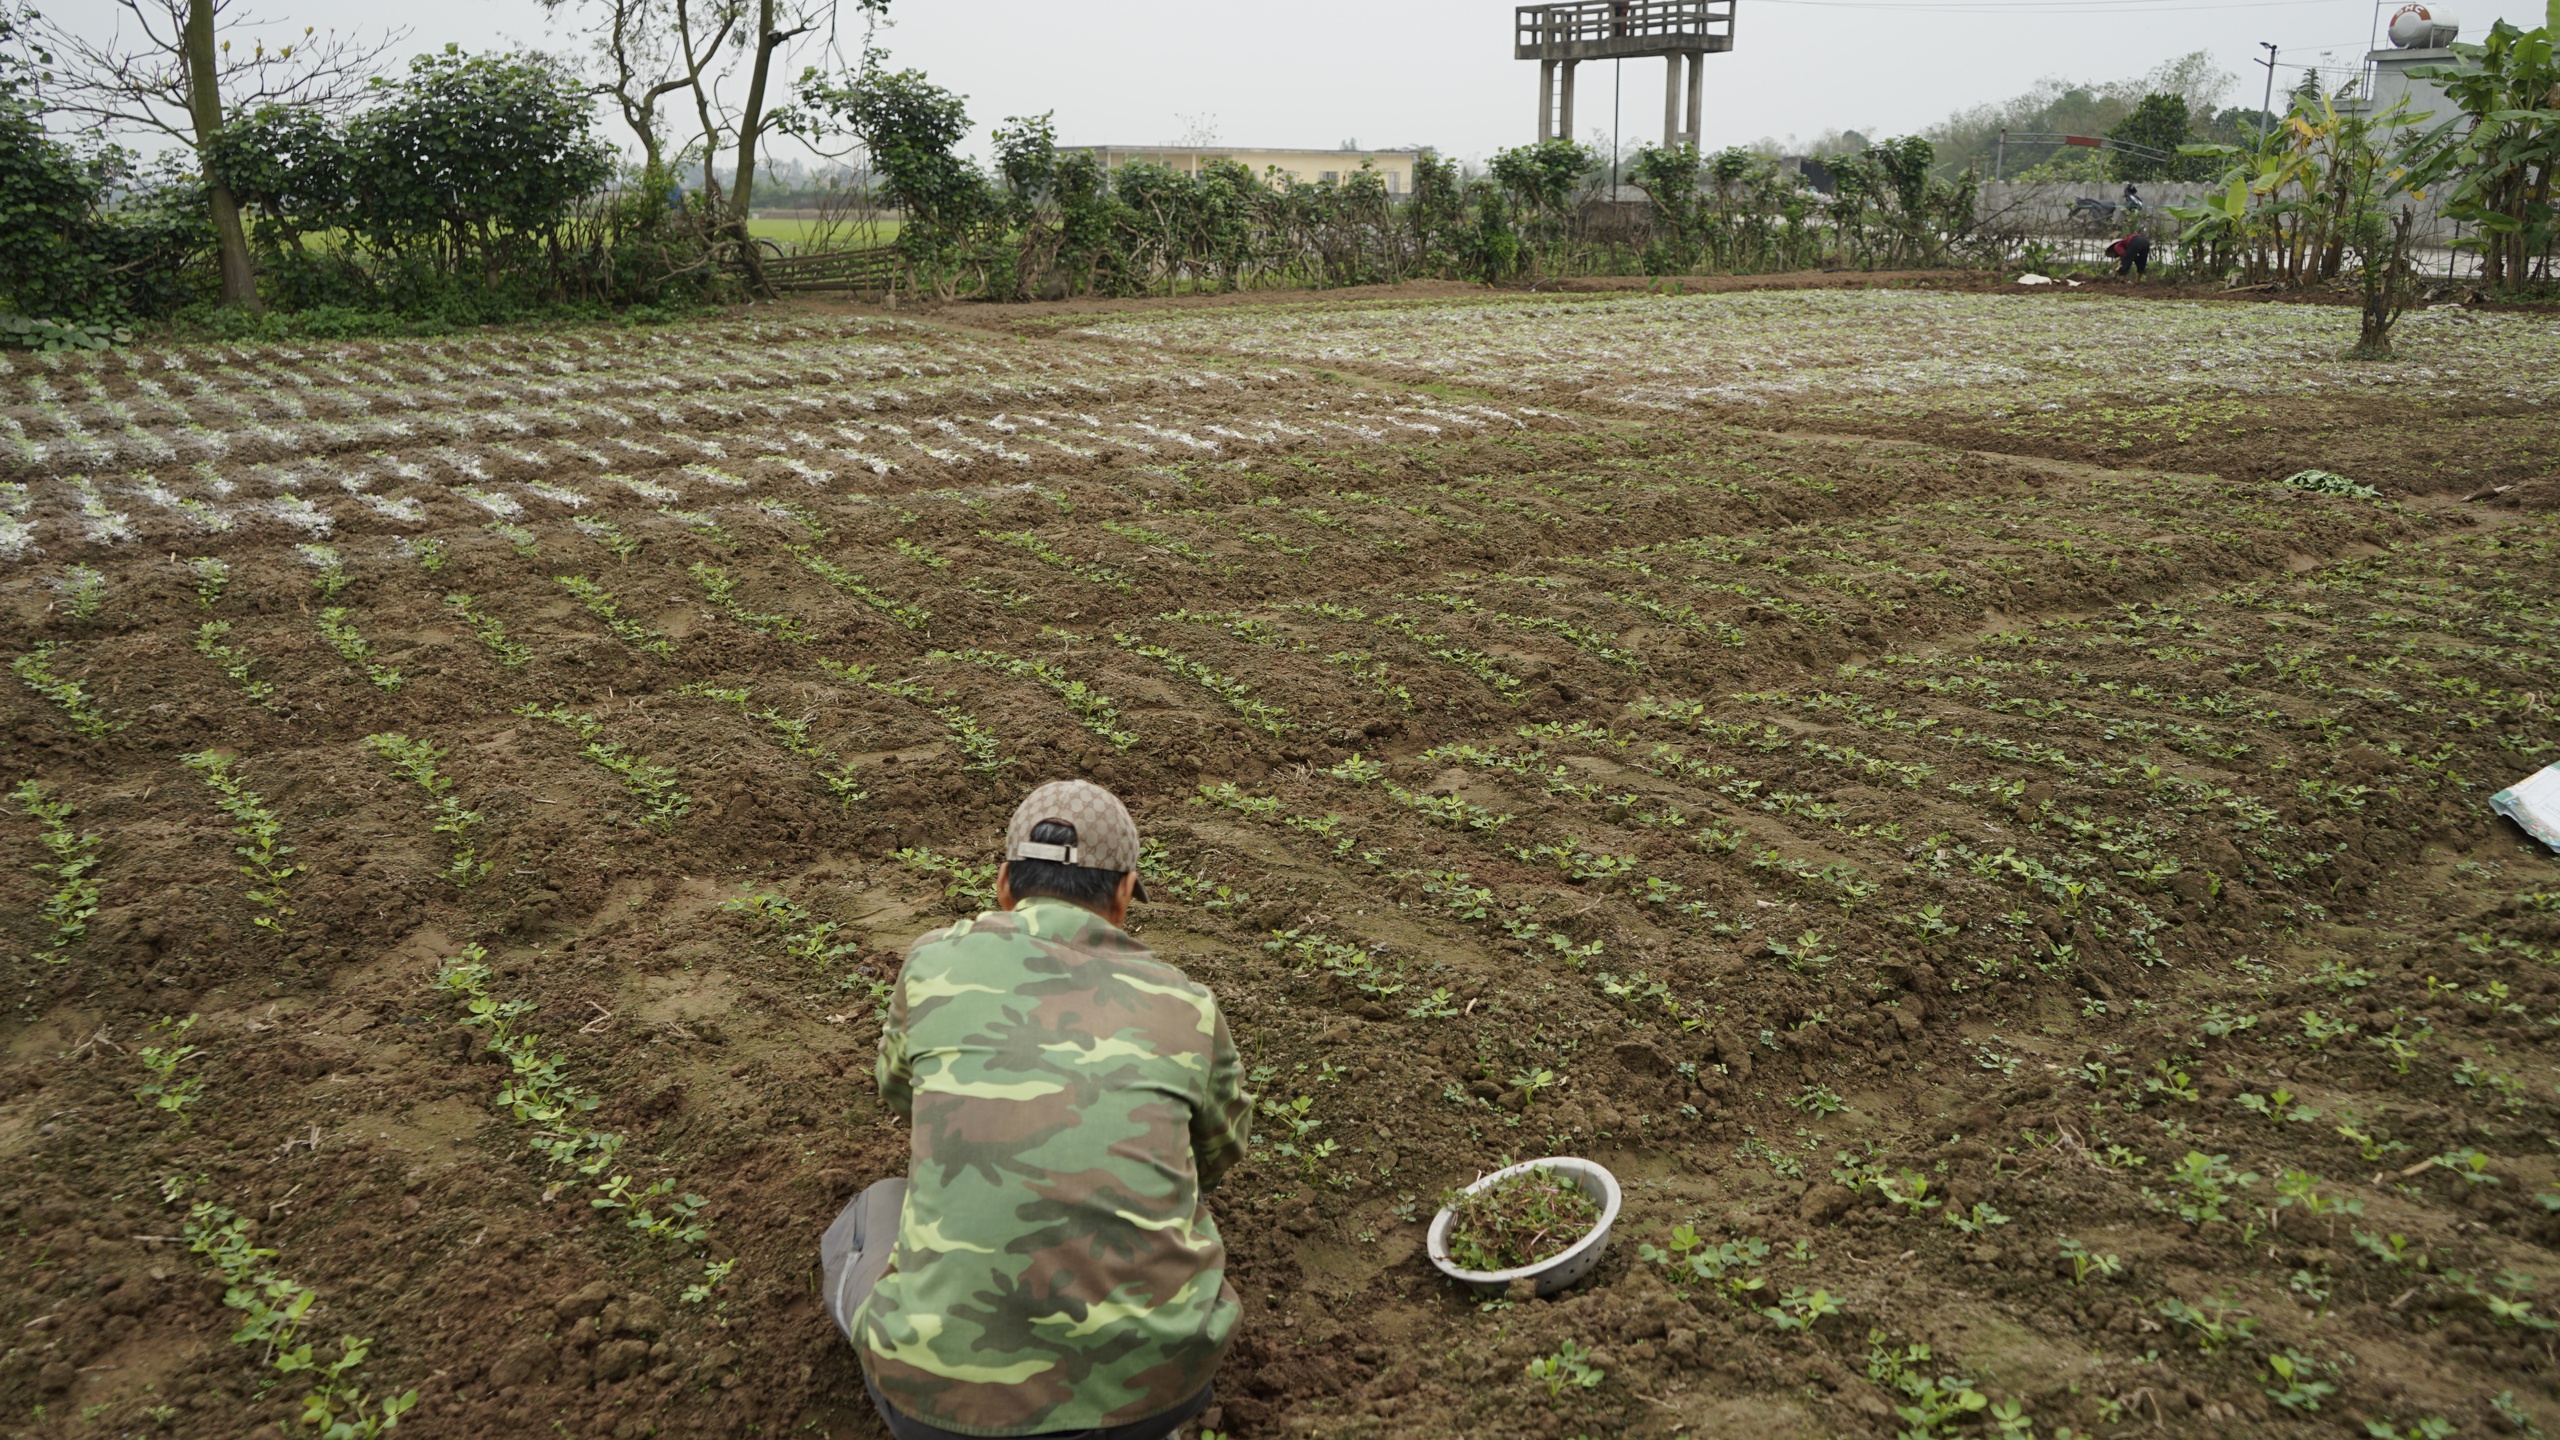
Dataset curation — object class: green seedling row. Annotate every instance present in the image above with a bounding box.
[515,705,692,830]
[316,607,403,692]
[363,733,491,888]
[11,777,102,956]
[13,642,118,740]
[181,750,297,934]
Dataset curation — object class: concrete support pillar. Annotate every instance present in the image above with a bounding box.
[1539,58,1557,140]
[1684,52,1704,151]
[1559,59,1579,144]
[1664,54,1682,150]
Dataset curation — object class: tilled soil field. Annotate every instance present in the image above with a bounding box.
[4,283,2559,1440]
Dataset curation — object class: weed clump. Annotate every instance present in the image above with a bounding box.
[1441,1167,1600,1273]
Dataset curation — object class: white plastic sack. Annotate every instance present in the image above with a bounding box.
[2017,274,2056,286]
[2492,764,2560,853]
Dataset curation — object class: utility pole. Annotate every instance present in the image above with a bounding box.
[2257,42,2279,144]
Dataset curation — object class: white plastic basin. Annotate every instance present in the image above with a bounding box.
[1425,1156,1622,1298]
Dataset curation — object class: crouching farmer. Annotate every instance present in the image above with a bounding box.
[822,780,1254,1439]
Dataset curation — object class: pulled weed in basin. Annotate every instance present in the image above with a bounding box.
[11,778,101,957]
[1441,1167,1600,1273]
[364,733,490,887]
[181,750,297,933]
[12,642,118,740]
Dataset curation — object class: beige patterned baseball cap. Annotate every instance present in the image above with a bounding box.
[1005,779,1147,896]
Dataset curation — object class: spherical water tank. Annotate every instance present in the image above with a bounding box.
[2387,4,2459,48]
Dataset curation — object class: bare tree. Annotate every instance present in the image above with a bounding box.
[34,0,400,308]
[540,0,742,181]
[547,0,878,288]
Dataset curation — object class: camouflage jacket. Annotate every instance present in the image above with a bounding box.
[858,897,1254,1436]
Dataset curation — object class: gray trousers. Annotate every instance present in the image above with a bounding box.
[819,1178,1215,1440]
[820,1177,907,1346]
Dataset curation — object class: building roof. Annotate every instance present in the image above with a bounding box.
[1075,145,1429,159]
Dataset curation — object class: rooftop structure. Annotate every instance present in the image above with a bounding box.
[1516,0,1735,149]
[2345,6,2470,125]
[1078,146,1427,195]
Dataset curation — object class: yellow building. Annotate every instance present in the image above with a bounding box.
[1080,146,1427,195]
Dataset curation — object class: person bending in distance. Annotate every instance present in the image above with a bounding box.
[821,779,1254,1440]
[2108,231,2151,278]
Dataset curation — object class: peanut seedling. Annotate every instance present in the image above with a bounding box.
[2056,1237,2122,1286]
[934,648,1136,750]
[317,607,403,691]
[187,555,230,608]
[721,887,862,970]
[135,1014,205,1121]
[181,750,297,933]
[13,642,119,740]
[1115,632,1293,736]
[11,778,101,956]
[1761,1287,1842,1334]
[364,733,490,887]
[516,704,691,830]
[689,561,813,643]
[1524,1340,1605,1400]
[437,946,716,1250]
[1945,1201,2011,1237]
[2262,1349,2338,1412]
[55,562,105,621]
[296,543,349,599]
[194,621,284,710]
[793,547,931,630]
[443,594,530,668]
[896,845,1000,910]
[174,1185,416,1437]
[557,574,673,657]
[1865,1333,1991,1436]
[825,660,1006,772]
[2153,1293,2258,1353]
[681,682,867,806]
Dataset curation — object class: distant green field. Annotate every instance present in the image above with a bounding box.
[747,216,899,249]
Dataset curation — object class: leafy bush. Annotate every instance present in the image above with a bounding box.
[205,48,694,321]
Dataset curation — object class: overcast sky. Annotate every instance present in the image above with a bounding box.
[50,0,2543,166]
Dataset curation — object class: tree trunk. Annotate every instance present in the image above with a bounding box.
[181,0,260,310]
[727,0,796,296]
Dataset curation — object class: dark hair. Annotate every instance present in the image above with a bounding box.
[1005,819,1127,910]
